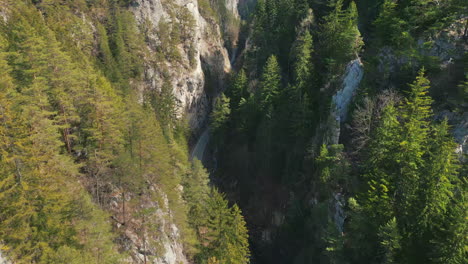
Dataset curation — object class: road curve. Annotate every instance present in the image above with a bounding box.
[190,128,210,161]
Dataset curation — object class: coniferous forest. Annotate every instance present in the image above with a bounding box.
[0,0,467,264]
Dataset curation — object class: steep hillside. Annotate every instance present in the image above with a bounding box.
[210,0,467,263]
[0,0,466,264]
[130,0,232,130]
[0,1,249,264]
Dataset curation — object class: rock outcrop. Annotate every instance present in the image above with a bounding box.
[118,1,238,263]
[225,0,240,19]
[131,0,232,130]
[109,185,188,264]
[332,59,364,123]
[376,18,467,158]
[327,58,364,145]
[0,251,10,264]
[377,18,467,74]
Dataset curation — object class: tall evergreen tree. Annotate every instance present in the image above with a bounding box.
[229,69,248,110]
[293,30,313,93]
[320,0,363,72]
[259,55,281,111]
[198,189,250,264]
[395,69,433,233]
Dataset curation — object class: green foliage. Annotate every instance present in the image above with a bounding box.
[374,0,466,48]
[0,59,121,263]
[0,1,224,263]
[229,69,248,110]
[184,159,210,227]
[247,0,312,72]
[183,160,250,263]
[214,0,467,262]
[395,69,433,227]
[320,0,363,73]
[197,189,250,264]
[211,93,231,140]
[316,144,350,195]
[374,0,413,47]
[346,70,466,264]
[259,55,281,110]
[378,217,402,264]
[149,77,177,131]
[293,30,314,93]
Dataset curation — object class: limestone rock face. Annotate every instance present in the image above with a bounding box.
[377,18,467,74]
[0,251,10,264]
[109,185,188,264]
[332,59,364,123]
[131,0,232,130]
[225,0,240,19]
[112,2,238,263]
[327,58,364,145]
[376,19,467,158]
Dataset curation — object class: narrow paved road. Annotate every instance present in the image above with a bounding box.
[191,42,239,162]
[190,128,210,161]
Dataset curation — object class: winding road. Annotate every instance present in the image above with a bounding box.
[191,43,240,162]
[190,128,210,161]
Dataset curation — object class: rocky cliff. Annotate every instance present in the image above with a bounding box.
[131,0,233,131]
[225,0,240,19]
[0,251,10,264]
[109,185,188,264]
[129,1,240,263]
[376,18,467,158]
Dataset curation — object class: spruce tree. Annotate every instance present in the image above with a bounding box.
[293,30,313,93]
[395,69,433,233]
[320,0,363,72]
[223,204,250,264]
[211,93,231,141]
[259,55,281,111]
[184,159,210,229]
[229,69,248,110]
[374,0,412,47]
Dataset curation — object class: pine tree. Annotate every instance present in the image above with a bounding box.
[82,75,124,206]
[412,120,465,263]
[374,0,412,47]
[315,144,349,198]
[362,103,400,222]
[229,69,248,110]
[197,189,250,264]
[378,217,402,264]
[151,77,177,131]
[198,188,230,262]
[429,181,467,264]
[0,48,35,263]
[395,69,433,232]
[96,23,121,83]
[222,204,250,264]
[259,55,281,111]
[346,102,401,263]
[211,93,231,141]
[320,0,363,72]
[184,159,210,228]
[293,30,313,93]
[418,120,459,228]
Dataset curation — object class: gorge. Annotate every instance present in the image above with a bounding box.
[0,1,466,264]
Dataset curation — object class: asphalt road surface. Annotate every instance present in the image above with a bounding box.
[191,128,210,161]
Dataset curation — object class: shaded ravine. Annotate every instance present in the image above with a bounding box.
[190,41,241,162]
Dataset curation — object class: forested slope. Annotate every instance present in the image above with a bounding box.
[210,0,467,263]
[0,0,466,264]
[0,1,249,263]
